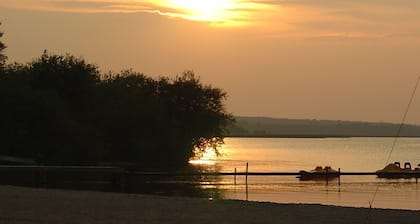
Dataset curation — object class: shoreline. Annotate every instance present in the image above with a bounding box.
[226,135,420,138]
[0,185,419,224]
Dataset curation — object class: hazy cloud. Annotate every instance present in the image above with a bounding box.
[1,0,420,37]
[253,0,420,40]
[0,0,179,13]
[0,0,276,26]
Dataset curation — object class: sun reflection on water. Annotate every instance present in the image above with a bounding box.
[189,147,220,165]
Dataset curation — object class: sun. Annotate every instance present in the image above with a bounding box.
[170,0,235,22]
[155,0,266,26]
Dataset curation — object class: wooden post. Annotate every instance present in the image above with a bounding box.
[338,168,341,192]
[234,168,237,185]
[326,167,329,185]
[246,162,249,201]
[338,168,341,186]
[245,162,249,185]
[246,182,249,201]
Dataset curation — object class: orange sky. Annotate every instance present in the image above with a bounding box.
[1,1,420,124]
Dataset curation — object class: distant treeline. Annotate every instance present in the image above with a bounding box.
[228,116,420,137]
[0,49,232,170]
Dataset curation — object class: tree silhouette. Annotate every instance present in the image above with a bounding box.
[95,70,233,169]
[0,51,232,170]
[158,71,233,165]
[0,22,6,68]
[0,52,103,164]
[0,6,232,170]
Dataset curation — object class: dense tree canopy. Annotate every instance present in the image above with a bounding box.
[0,50,233,170]
[0,22,6,68]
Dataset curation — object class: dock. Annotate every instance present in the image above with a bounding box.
[0,166,419,190]
[0,166,416,176]
[204,172,377,176]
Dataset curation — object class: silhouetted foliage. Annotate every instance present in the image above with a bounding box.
[0,22,6,68]
[0,51,232,170]
[0,52,102,165]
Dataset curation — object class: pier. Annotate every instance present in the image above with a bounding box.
[0,165,419,191]
[0,165,418,177]
[204,171,377,176]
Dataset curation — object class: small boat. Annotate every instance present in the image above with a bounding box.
[376,162,420,178]
[298,166,340,180]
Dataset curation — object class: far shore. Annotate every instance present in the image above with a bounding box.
[0,185,418,224]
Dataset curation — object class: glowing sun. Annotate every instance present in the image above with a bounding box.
[156,0,271,26]
[171,0,235,21]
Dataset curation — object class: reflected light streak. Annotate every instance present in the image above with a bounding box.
[189,147,220,165]
[189,159,216,165]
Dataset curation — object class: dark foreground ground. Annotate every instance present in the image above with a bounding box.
[0,185,419,224]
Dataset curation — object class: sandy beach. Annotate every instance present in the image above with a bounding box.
[0,185,419,224]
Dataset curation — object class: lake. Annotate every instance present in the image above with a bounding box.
[189,137,420,210]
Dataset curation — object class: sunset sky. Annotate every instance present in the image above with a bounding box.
[1,1,420,124]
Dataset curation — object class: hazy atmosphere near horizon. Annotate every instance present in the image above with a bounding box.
[2,0,420,124]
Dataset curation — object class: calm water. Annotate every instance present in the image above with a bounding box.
[190,137,420,210]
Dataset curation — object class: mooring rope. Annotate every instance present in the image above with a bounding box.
[365,76,420,223]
